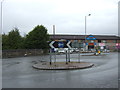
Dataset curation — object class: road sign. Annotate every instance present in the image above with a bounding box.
[67,41,71,49]
[58,42,64,48]
[86,35,96,40]
[99,43,105,46]
[94,42,96,45]
[49,41,71,48]
[86,43,88,45]
[49,41,55,48]
[88,43,94,45]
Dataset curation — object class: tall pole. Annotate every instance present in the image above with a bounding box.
[1,0,4,32]
[85,16,87,51]
[53,25,56,63]
[84,14,91,51]
[53,25,55,39]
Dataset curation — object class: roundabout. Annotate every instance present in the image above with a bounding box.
[32,62,94,70]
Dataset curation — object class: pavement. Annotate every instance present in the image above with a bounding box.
[32,61,94,70]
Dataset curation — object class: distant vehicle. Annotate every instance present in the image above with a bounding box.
[69,49,74,53]
[58,49,66,53]
[106,50,110,52]
[57,48,73,54]
[74,48,79,52]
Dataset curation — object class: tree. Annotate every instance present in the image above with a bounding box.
[24,25,49,49]
[2,33,9,50]
[2,28,24,49]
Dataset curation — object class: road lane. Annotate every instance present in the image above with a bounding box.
[2,52,118,88]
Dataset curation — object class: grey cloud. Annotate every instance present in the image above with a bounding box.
[1,0,119,36]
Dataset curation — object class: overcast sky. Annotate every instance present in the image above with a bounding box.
[1,0,119,36]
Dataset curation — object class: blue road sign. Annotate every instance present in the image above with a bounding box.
[58,42,64,48]
[86,43,88,45]
[86,35,96,40]
[49,41,71,48]
[94,42,96,45]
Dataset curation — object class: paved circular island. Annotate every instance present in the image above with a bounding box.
[32,62,94,70]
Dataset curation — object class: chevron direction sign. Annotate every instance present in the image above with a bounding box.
[49,41,71,49]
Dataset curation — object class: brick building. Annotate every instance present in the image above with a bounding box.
[50,34,120,51]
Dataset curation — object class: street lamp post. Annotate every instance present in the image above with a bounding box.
[53,25,56,64]
[84,14,91,51]
[1,0,4,32]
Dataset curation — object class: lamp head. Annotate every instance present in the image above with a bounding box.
[88,14,91,16]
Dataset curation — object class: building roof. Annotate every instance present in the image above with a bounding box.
[50,34,120,40]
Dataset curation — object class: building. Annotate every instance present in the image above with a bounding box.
[50,34,120,51]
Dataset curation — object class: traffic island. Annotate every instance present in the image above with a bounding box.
[81,53,106,56]
[32,62,94,70]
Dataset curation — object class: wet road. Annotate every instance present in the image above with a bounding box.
[2,52,119,88]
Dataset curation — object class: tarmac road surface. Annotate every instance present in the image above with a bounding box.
[2,52,119,88]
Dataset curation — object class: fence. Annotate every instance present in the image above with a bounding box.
[2,49,48,58]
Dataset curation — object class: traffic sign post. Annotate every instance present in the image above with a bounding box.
[66,50,68,64]
[49,40,72,64]
[49,49,52,65]
[54,50,56,64]
[78,48,80,63]
[68,48,70,62]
